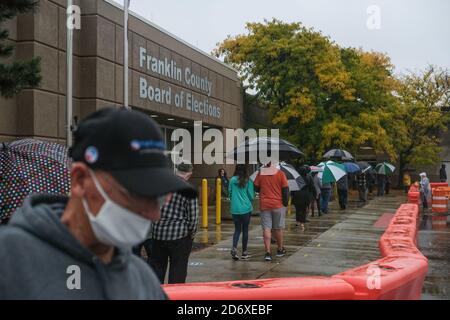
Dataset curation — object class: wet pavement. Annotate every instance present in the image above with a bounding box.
[185,190,450,300]
[418,213,450,300]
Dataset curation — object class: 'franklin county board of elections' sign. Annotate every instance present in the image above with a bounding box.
[138,47,221,119]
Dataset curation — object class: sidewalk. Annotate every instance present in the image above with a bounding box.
[186,191,406,283]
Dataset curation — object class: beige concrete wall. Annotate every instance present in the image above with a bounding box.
[1,0,243,144]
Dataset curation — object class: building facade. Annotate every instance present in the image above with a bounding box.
[0,0,244,187]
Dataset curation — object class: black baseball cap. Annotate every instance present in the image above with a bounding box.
[69,107,197,198]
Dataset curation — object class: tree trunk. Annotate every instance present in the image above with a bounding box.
[398,154,407,189]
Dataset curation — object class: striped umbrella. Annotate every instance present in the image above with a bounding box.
[375,162,396,175]
[323,149,354,161]
[250,162,305,191]
[317,161,347,184]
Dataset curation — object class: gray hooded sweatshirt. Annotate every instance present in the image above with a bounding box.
[0,194,167,300]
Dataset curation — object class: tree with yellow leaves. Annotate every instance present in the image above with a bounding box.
[215,19,399,163]
[389,66,450,185]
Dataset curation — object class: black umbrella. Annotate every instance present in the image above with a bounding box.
[227,137,304,163]
[323,149,354,161]
[356,161,373,173]
[0,139,70,223]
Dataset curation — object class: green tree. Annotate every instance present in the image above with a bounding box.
[215,19,399,163]
[390,66,450,185]
[0,0,41,98]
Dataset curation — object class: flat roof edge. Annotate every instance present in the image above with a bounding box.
[103,0,239,75]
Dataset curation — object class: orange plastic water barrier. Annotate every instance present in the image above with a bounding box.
[408,191,420,205]
[333,256,428,300]
[163,277,355,300]
[163,202,428,300]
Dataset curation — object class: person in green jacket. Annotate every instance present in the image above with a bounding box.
[228,164,255,260]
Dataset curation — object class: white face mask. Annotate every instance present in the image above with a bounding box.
[81,170,152,248]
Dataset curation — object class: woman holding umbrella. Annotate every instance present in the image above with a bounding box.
[291,166,315,229]
[375,162,396,197]
[317,161,347,214]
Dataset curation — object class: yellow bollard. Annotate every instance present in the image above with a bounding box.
[287,195,292,216]
[202,178,208,228]
[216,178,221,225]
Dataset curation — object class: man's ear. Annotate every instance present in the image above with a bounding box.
[70,162,90,198]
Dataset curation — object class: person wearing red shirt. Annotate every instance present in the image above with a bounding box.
[253,163,289,261]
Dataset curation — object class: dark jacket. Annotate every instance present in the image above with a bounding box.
[440,167,447,181]
[0,194,167,300]
[337,174,348,191]
[292,173,315,207]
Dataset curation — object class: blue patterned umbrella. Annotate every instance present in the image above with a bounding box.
[0,139,70,223]
[343,162,361,173]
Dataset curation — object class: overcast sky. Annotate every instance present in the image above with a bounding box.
[113,0,450,75]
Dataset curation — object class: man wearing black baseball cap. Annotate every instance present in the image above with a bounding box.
[0,107,196,299]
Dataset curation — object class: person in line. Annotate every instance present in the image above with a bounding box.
[304,166,314,214]
[403,171,411,193]
[292,166,315,229]
[367,169,375,194]
[217,168,229,198]
[440,164,447,183]
[149,162,198,284]
[356,171,368,203]
[253,162,289,262]
[385,175,391,195]
[377,174,386,196]
[320,180,332,214]
[311,170,322,217]
[419,172,431,212]
[228,164,255,260]
[0,108,198,299]
[337,174,349,210]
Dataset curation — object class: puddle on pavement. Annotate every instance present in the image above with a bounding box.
[418,213,450,300]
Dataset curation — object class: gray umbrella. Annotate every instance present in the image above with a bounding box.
[323,149,354,161]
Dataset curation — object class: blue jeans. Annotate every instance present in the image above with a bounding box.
[232,213,251,252]
[377,181,385,196]
[320,189,331,213]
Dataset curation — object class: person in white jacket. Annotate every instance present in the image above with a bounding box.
[419,172,431,211]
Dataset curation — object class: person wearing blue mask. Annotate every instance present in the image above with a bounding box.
[0,107,197,299]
